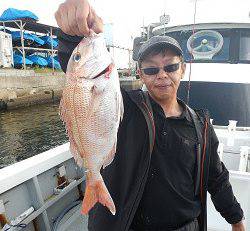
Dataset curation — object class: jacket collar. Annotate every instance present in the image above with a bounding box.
[148,95,192,123]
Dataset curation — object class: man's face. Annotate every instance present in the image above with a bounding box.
[139,50,186,103]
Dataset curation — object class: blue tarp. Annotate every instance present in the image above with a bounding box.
[13,54,33,65]
[11,31,34,46]
[11,31,34,42]
[0,8,38,21]
[27,55,48,67]
[54,38,59,44]
[46,56,61,69]
[41,36,59,48]
[11,32,45,47]
[29,34,45,46]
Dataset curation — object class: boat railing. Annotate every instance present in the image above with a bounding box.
[0,143,86,230]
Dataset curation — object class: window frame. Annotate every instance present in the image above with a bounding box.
[238,28,250,64]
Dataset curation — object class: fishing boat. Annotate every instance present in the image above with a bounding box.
[0,125,249,231]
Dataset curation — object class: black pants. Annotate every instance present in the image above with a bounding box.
[129,218,199,231]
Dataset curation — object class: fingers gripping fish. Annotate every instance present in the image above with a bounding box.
[59,31,124,216]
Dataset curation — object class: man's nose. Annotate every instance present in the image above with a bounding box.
[156,68,169,79]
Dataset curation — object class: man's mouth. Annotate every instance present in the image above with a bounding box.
[154,84,171,89]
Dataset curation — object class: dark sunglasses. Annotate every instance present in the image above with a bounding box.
[141,62,182,76]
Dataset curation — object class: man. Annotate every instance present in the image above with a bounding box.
[55,1,245,230]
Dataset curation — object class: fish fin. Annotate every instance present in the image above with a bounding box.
[59,96,84,166]
[59,94,67,122]
[69,140,84,167]
[102,142,116,169]
[66,123,84,166]
[81,179,116,216]
[93,78,108,95]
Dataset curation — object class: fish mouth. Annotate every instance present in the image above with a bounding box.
[93,64,112,79]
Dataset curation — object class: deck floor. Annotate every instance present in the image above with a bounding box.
[55,203,225,231]
[56,204,88,231]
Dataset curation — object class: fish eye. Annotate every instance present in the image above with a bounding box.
[73,52,81,62]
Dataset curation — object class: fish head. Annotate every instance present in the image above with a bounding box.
[66,32,112,79]
[66,37,93,76]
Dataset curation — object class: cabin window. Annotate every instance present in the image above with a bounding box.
[167,29,230,63]
[239,30,250,62]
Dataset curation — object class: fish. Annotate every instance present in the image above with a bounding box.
[59,31,123,216]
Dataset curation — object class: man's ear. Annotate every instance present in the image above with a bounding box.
[137,68,144,82]
[181,62,186,79]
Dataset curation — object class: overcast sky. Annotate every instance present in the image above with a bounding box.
[1,0,249,48]
[0,0,249,68]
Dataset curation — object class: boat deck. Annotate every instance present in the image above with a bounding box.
[0,126,249,230]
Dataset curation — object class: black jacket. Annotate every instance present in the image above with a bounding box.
[57,30,244,231]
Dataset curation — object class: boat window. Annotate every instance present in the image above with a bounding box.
[166,29,230,63]
[239,30,250,62]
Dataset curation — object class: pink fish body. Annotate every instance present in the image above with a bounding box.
[59,31,123,216]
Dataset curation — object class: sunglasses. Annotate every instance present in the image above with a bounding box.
[141,62,182,76]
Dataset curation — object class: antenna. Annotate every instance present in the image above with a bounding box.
[186,0,198,105]
[142,17,145,37]
[162,0,168,35]
[160,14,170,35]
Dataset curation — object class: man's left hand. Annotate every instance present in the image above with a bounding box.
[232,221,245,231]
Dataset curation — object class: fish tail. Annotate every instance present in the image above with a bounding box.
[81,178,116,216]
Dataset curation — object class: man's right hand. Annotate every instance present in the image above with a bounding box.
[55,0,103,37]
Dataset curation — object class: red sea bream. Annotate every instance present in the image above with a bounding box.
[59,31,123,216]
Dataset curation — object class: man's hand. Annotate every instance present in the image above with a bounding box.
[232,221,245,231]
[55,0,103,37]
